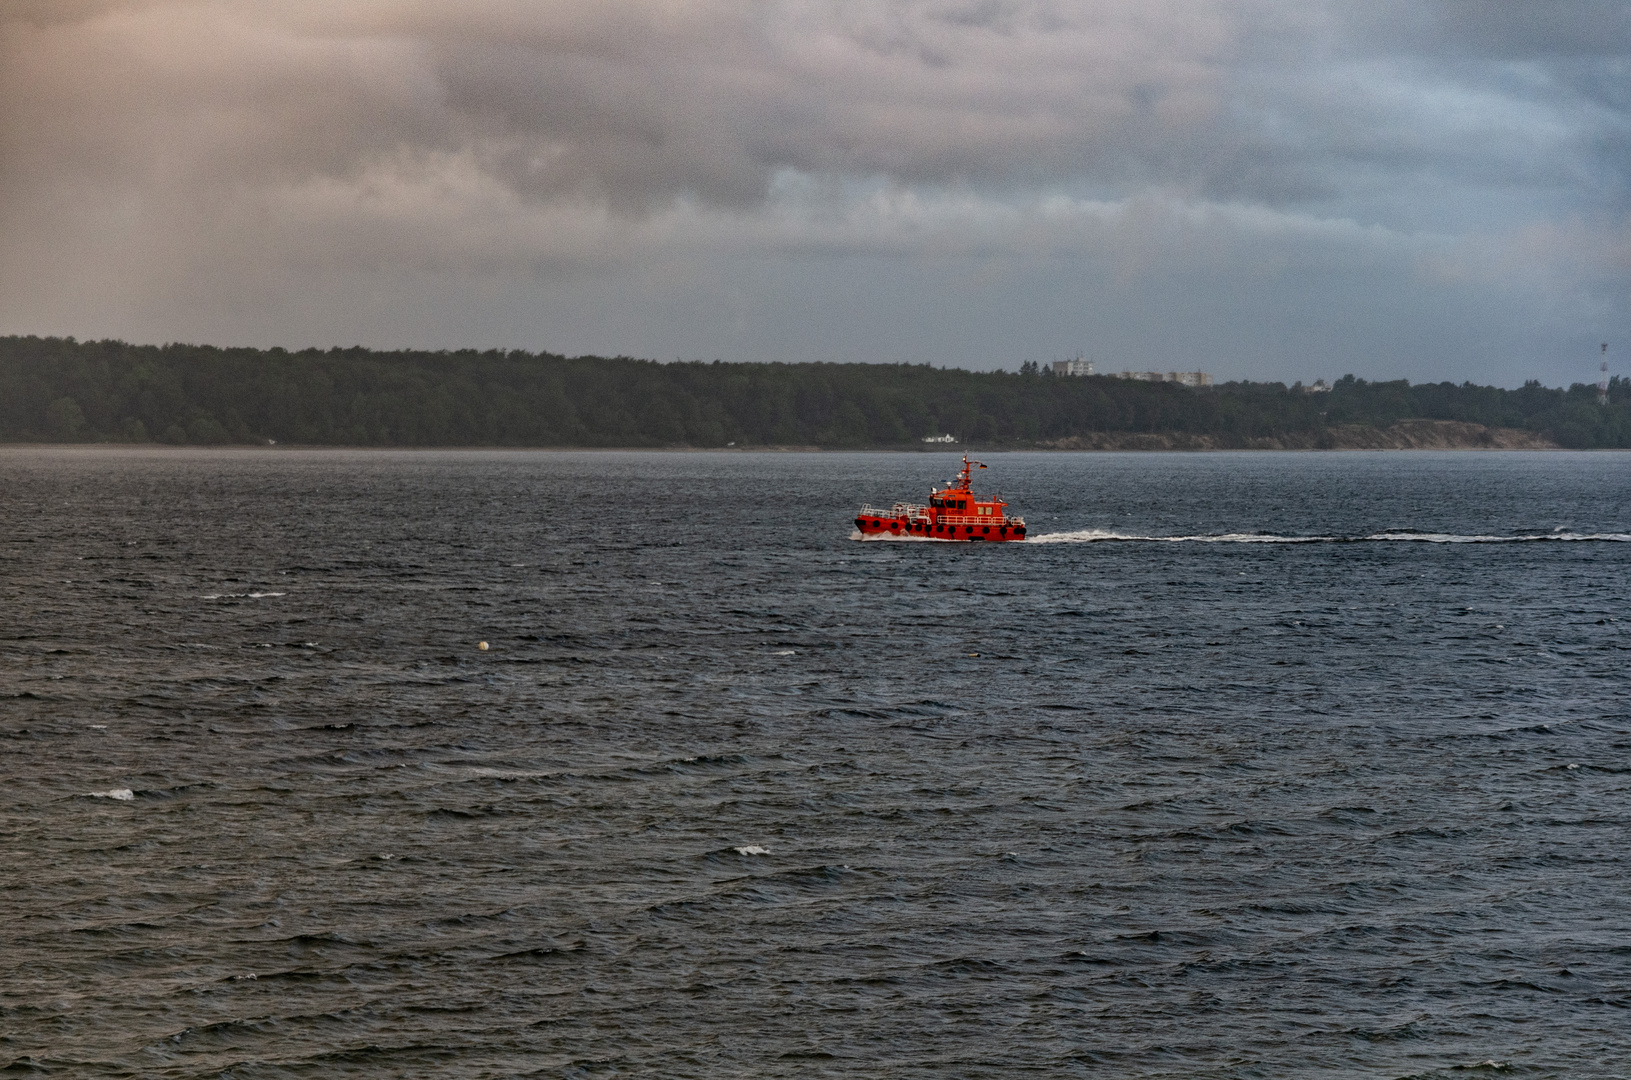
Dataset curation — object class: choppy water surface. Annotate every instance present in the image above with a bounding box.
[3,448,1630,1079]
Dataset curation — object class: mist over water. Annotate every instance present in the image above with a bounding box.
[3,448,1629,1078]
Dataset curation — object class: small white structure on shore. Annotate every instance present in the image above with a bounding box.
[1052,358,1095,377]
[922,433,957,443]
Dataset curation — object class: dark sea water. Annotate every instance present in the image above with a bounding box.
[3,448,1630,1079]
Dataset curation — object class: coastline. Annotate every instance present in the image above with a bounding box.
[0,421,1573,453]
[1040,419,1559,451]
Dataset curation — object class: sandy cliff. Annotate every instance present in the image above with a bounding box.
[1044,419,1558,451]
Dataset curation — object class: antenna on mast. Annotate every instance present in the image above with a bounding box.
[1601,343,1611,405]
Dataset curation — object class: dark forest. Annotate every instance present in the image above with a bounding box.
[4,336,1627,448]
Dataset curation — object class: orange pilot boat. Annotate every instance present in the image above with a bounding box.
[854,455,1027,542]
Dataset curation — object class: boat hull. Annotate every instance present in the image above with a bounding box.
[853,516,1025,541]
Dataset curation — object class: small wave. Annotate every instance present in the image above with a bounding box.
[201,591,288,599]
[734,845,772,856]
[770,649,796,656]
[456,766,555,780]
[89,788,135,800]
[1027,529,1631,545]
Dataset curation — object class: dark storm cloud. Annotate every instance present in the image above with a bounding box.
[0,1,1625,382]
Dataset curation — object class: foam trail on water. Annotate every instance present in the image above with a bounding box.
[1027,529,1631,544]
[1363,531,1631,543]
[1029,530,1330,544]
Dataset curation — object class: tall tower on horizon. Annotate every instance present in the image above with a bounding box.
[1601,343,1610,405]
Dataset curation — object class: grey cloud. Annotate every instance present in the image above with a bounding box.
[2,1,1251,209]
[1343,1,1631,60]
[7,0,1588,228]
[0,0,1626,384]
[1329,2,1631,209]
[6,1,1624,211]
[409,2,1244,209]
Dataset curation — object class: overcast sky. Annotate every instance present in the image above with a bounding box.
[2,1,1627,385]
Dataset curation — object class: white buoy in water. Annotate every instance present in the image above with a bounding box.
[477,641,489,651]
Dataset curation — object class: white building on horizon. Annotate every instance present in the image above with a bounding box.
[1109,370,1213,387]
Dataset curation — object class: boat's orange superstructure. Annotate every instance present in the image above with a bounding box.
[854,455,1026,542]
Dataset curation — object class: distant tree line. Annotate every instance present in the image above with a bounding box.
[2,335,1627,448]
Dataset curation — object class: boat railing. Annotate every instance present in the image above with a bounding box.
[937,514,1025,526]
[858,505,1025,527]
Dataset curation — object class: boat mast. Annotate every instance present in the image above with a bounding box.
[955,454,987,491]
